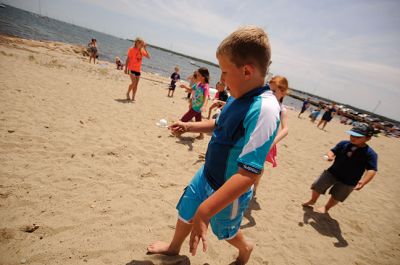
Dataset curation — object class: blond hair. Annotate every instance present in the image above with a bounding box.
[216,26,271,77]
[270,75,289,96]
[134,37,144,47]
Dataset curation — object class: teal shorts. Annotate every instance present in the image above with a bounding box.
[176,165,253,240]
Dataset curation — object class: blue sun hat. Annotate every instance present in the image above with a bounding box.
[346,123,374,137]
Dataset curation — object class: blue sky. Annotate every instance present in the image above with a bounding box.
[5,0,400,121]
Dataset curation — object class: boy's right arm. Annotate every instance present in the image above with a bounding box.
[169,119,215,136]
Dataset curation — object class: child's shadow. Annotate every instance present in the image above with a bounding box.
[174,136,194,151]
[240,196,261,229]
[114,98,132,104]
[299,206,348,247]
[126,254,191,265]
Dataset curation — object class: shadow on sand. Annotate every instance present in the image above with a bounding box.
[299,206,348,247]
[174,136,195,151]
[126,254,191,265]
[240,196,261,229]
[114,98,133,104]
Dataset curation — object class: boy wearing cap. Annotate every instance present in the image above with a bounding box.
[302,123,378,213]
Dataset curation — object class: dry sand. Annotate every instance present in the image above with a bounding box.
[0,35,399,265]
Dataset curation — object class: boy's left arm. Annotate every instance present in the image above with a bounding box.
[354,170,376,190]
[189,168,257,255]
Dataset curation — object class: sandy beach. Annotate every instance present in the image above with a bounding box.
[0,35,399,265]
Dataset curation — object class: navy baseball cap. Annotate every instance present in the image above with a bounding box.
[346,123,374,137]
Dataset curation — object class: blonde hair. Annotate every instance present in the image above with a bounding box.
[270,75,289,96]
[134,37,144,47]
[216,26,271,77]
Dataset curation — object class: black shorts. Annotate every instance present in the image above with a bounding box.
[129,70,141,76]
[169,85,176,91]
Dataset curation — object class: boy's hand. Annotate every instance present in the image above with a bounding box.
[189,211,209,256]
[353,181,365,190]
[169,121,189,136]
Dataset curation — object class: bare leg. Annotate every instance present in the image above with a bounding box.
[317,119,323,128]
[147,219,192,255]
[131,76,140,101]
[321,121,328,130]
[302,190,320,207]
[317,196,339,213]
[226,230,254,265]
[126,75,134,100]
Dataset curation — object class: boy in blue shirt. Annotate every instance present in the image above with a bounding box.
[147,26,281,264]
[303,123,378,213]
[167,66,181,97]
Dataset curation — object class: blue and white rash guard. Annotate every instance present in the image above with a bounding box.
[204,85,281,190]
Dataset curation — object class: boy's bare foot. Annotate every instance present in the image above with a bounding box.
[235,241,254,265]
[147,241,179,255]
[317,206,328,214]
[301,201,315,207]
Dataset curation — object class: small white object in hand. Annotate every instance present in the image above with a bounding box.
[323,155,329,160]
[156,119,168,128]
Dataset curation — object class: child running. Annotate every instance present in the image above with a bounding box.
[302,123,378,213]
[147,26,281,265]
[179,67,210,140]
[167,66,181,97]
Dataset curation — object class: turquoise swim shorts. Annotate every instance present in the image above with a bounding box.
[176,165,253,240]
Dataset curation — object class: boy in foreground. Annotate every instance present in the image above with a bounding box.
[303,123,378,213]
[147,26,281,264]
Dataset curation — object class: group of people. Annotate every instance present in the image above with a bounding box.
[92,27,378,264]
[298,97,338,131]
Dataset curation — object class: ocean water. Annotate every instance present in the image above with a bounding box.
[0,5,303,110]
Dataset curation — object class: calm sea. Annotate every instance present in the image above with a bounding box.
[0,5,304,110]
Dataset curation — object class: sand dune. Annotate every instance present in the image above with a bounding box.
[0,35,399,265]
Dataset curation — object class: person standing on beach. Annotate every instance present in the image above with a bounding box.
[186,71,197,99]
[254,75,289,193]
[147,26,280,265]
[88,38,98,64]
[206,81,229,119]
[317,103,337,130]
[298,98,310,118]
[302,123,377,213]
[167,66,181,98]
[124,37,150,101]
[179,67,210,140]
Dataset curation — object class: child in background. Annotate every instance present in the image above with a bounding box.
[148,26,280,265]
[254,75,289,193]
[303,123,377,213]
[115,57,123,70]
[179,67,210,139]
[298,98,310,118]
[167,66,181,97]
[186,71,197,99]
[207,81,229,119]
[309,107,321,123]
[124,37,150,101]
[88,38,98,64]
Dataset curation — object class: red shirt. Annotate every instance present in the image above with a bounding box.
[127,47,148,72]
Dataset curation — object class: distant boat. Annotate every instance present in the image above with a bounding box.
[190,60,196,65]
